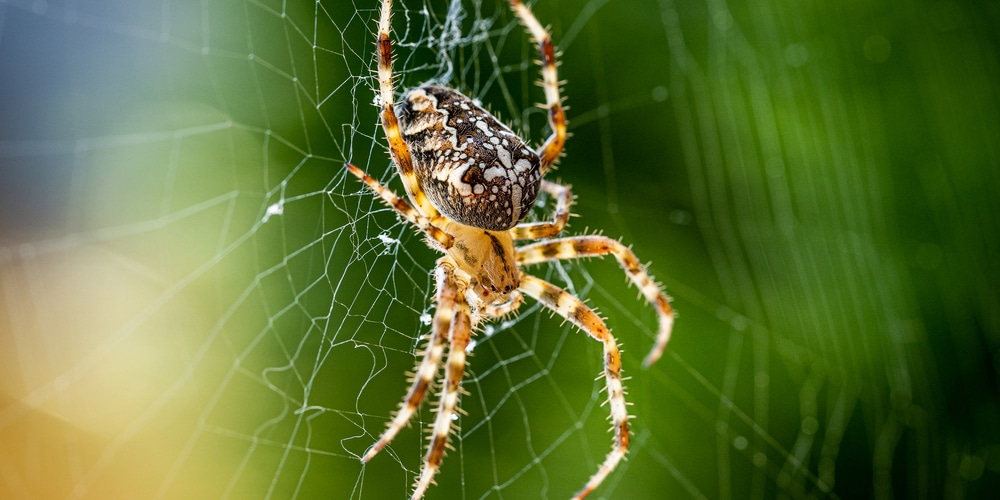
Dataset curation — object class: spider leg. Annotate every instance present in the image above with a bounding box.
[412,263,472,500]
[508,0,566,173]
[347,163,454,250]
[363,260,459,463]
[512,180,573,240]
[478,289,525,320]
[517,236,675,367]
[518,274,629,500]
[377,0,440,218]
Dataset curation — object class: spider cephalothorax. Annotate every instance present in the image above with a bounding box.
[348,1,676,499]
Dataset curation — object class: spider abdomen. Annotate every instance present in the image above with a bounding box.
[398,85,541,231]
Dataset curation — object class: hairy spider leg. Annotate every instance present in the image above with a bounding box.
[512,179,573,240]
[346,163,454,250]
[478,289,525,320]
[362,260,459,463]
[412,261,473,500]
[377,0,440,219]
[508,0,566,173]
[517,235,675,366]
[518,274,629,500]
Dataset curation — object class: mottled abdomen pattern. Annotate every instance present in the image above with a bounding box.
[398,85,542,231]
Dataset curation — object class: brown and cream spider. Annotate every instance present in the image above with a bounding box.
[348,0,675,498]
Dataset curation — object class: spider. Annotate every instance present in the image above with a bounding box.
[348,0,675,498]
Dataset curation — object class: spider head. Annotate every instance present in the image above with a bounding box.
[445,224,520,304]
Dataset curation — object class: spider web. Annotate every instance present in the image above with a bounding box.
[2,0,999,498]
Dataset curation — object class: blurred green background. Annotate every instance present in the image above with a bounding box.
[1,0,998,498]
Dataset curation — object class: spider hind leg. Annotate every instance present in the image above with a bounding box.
[509,0,566,173]
[512,180,573,240]
[376,0,440,219]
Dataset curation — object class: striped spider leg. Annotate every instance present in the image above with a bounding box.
[512,181,674,499]
[517,234,676,367]
[509,0,566,172]
[411,260,473,500]
[513,178,674,366]
[515,236,674,500]
[349,166,521,499]
[517,274,628,500]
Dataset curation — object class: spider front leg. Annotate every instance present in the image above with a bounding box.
[509,0,566,172]
[512,180,573,240]
[412,261,473,499]
[362,259,459,463]
[518,235,675,366]
[518,274,629,500]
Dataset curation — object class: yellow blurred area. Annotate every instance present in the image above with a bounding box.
[1,245,214,498]
[0,89,274,497]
